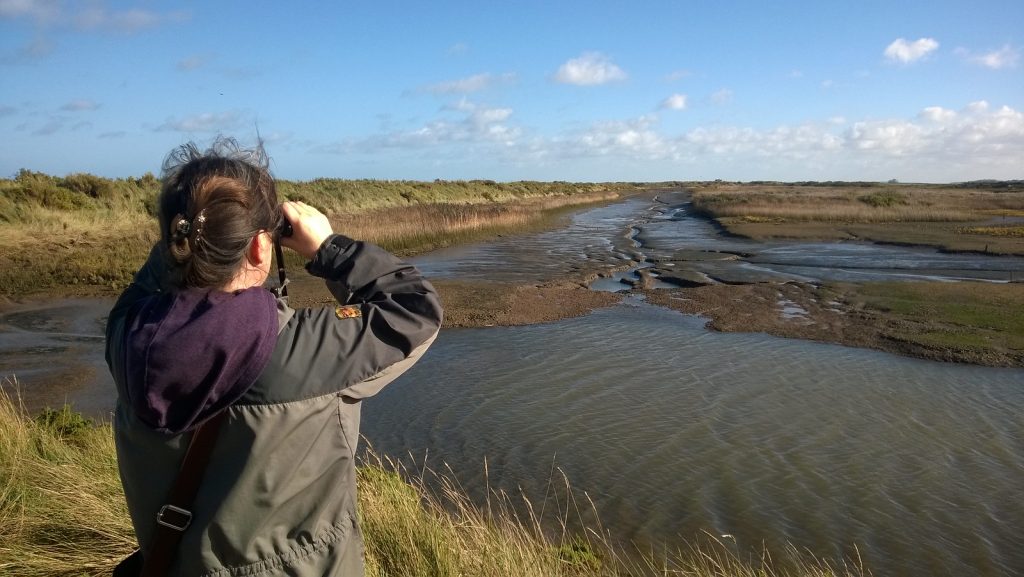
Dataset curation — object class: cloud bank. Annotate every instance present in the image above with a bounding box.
[318,100,1024,181]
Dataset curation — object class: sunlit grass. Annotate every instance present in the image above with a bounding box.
[691,183,1024,224]
[0,171,632,297]
[849,281,1024,354]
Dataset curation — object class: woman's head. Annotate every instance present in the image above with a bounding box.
[158,138,279,290]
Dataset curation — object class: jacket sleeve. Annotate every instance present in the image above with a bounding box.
[255,234,443,402]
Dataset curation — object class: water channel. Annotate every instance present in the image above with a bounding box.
[2,191,1022,576]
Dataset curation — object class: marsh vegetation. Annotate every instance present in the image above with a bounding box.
[690,181,1024,255]
[0,171,632,297]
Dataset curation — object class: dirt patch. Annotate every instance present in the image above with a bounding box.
[427,279,622,328]
[642,282,1024,367]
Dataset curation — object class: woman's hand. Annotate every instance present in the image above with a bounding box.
[279,201,334,260]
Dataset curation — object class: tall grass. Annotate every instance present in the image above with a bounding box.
[691,183,1024,223]
[339,192,618,255]
[0,385,868,577]
[0,171,632,297]
[0,384,134,576]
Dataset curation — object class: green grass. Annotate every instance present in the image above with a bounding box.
[852,281,1024,353]
[0,385,868,577]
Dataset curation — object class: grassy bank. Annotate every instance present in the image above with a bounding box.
[689,181,1024,255]
[0,388,867,577]
[0,171,633,298]
[837,281,1024,364]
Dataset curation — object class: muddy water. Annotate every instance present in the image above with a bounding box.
[0,299,112,416]
[3,191,1023,576]
[362,300,1024,577]
[413,191,1024,285]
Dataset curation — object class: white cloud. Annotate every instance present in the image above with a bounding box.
[920,106,956,122]
[312,100,1023,181]
[660,94,688,111]
[346,99,521,152]
[554,52,627,86]
[964,44,1020,69]
[447,42,468,56]
[60,99,99,111]
[155,111,244,133]
[846,102,1024,165]
[423,73,515,94]
[572,115,670,159]
[884,37,939,64]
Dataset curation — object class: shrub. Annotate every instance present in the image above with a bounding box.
[62,173,115,200]
[858,191,907,208]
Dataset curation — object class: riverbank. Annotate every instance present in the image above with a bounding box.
[3,178,1022,369]
[0,171,634,297]
[0,388,867,577]
[642,281,1024,367]
[689,181,1024,256]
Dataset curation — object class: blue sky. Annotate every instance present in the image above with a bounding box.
[1,1,1022,182]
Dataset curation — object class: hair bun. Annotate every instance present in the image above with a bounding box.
[169,213,193,262]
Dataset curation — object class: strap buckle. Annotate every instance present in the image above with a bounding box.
[156,504,192,532]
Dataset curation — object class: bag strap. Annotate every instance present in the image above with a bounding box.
[141,411,229,577]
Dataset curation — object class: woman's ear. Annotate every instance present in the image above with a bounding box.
[248,232,273,267]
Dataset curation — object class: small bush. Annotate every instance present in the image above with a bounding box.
[61,173,115,200]
[34,406,95,443]
[858,191,907,208]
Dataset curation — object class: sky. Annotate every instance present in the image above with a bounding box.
[1,1,1022,183]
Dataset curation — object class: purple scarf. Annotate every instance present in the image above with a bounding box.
[124,287,278,434]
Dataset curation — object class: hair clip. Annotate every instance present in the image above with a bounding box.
[174,215,191,238]
[194,210,207,238]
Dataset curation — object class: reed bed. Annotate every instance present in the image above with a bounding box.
[0,171,630,297]
[691,184,1024,224]
[336,192,619,255]
[0,385,868,577]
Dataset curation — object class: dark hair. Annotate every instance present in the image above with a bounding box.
[158,137,279,289]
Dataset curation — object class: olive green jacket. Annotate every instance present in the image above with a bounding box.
[106,235,443,576]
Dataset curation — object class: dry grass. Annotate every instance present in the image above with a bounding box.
[337,191,620,256]
[0,173,627,297]
[689,183,1024,254]
[0,385,869,577]
[956,225,1024,238]
[0,383,135,576]
[691,183,1024,224]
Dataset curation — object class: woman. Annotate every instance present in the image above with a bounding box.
[105,138,443,575]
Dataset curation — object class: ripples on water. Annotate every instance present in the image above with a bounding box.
[363,299,1024,577]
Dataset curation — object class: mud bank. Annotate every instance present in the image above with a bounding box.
[642,282,1024,367]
